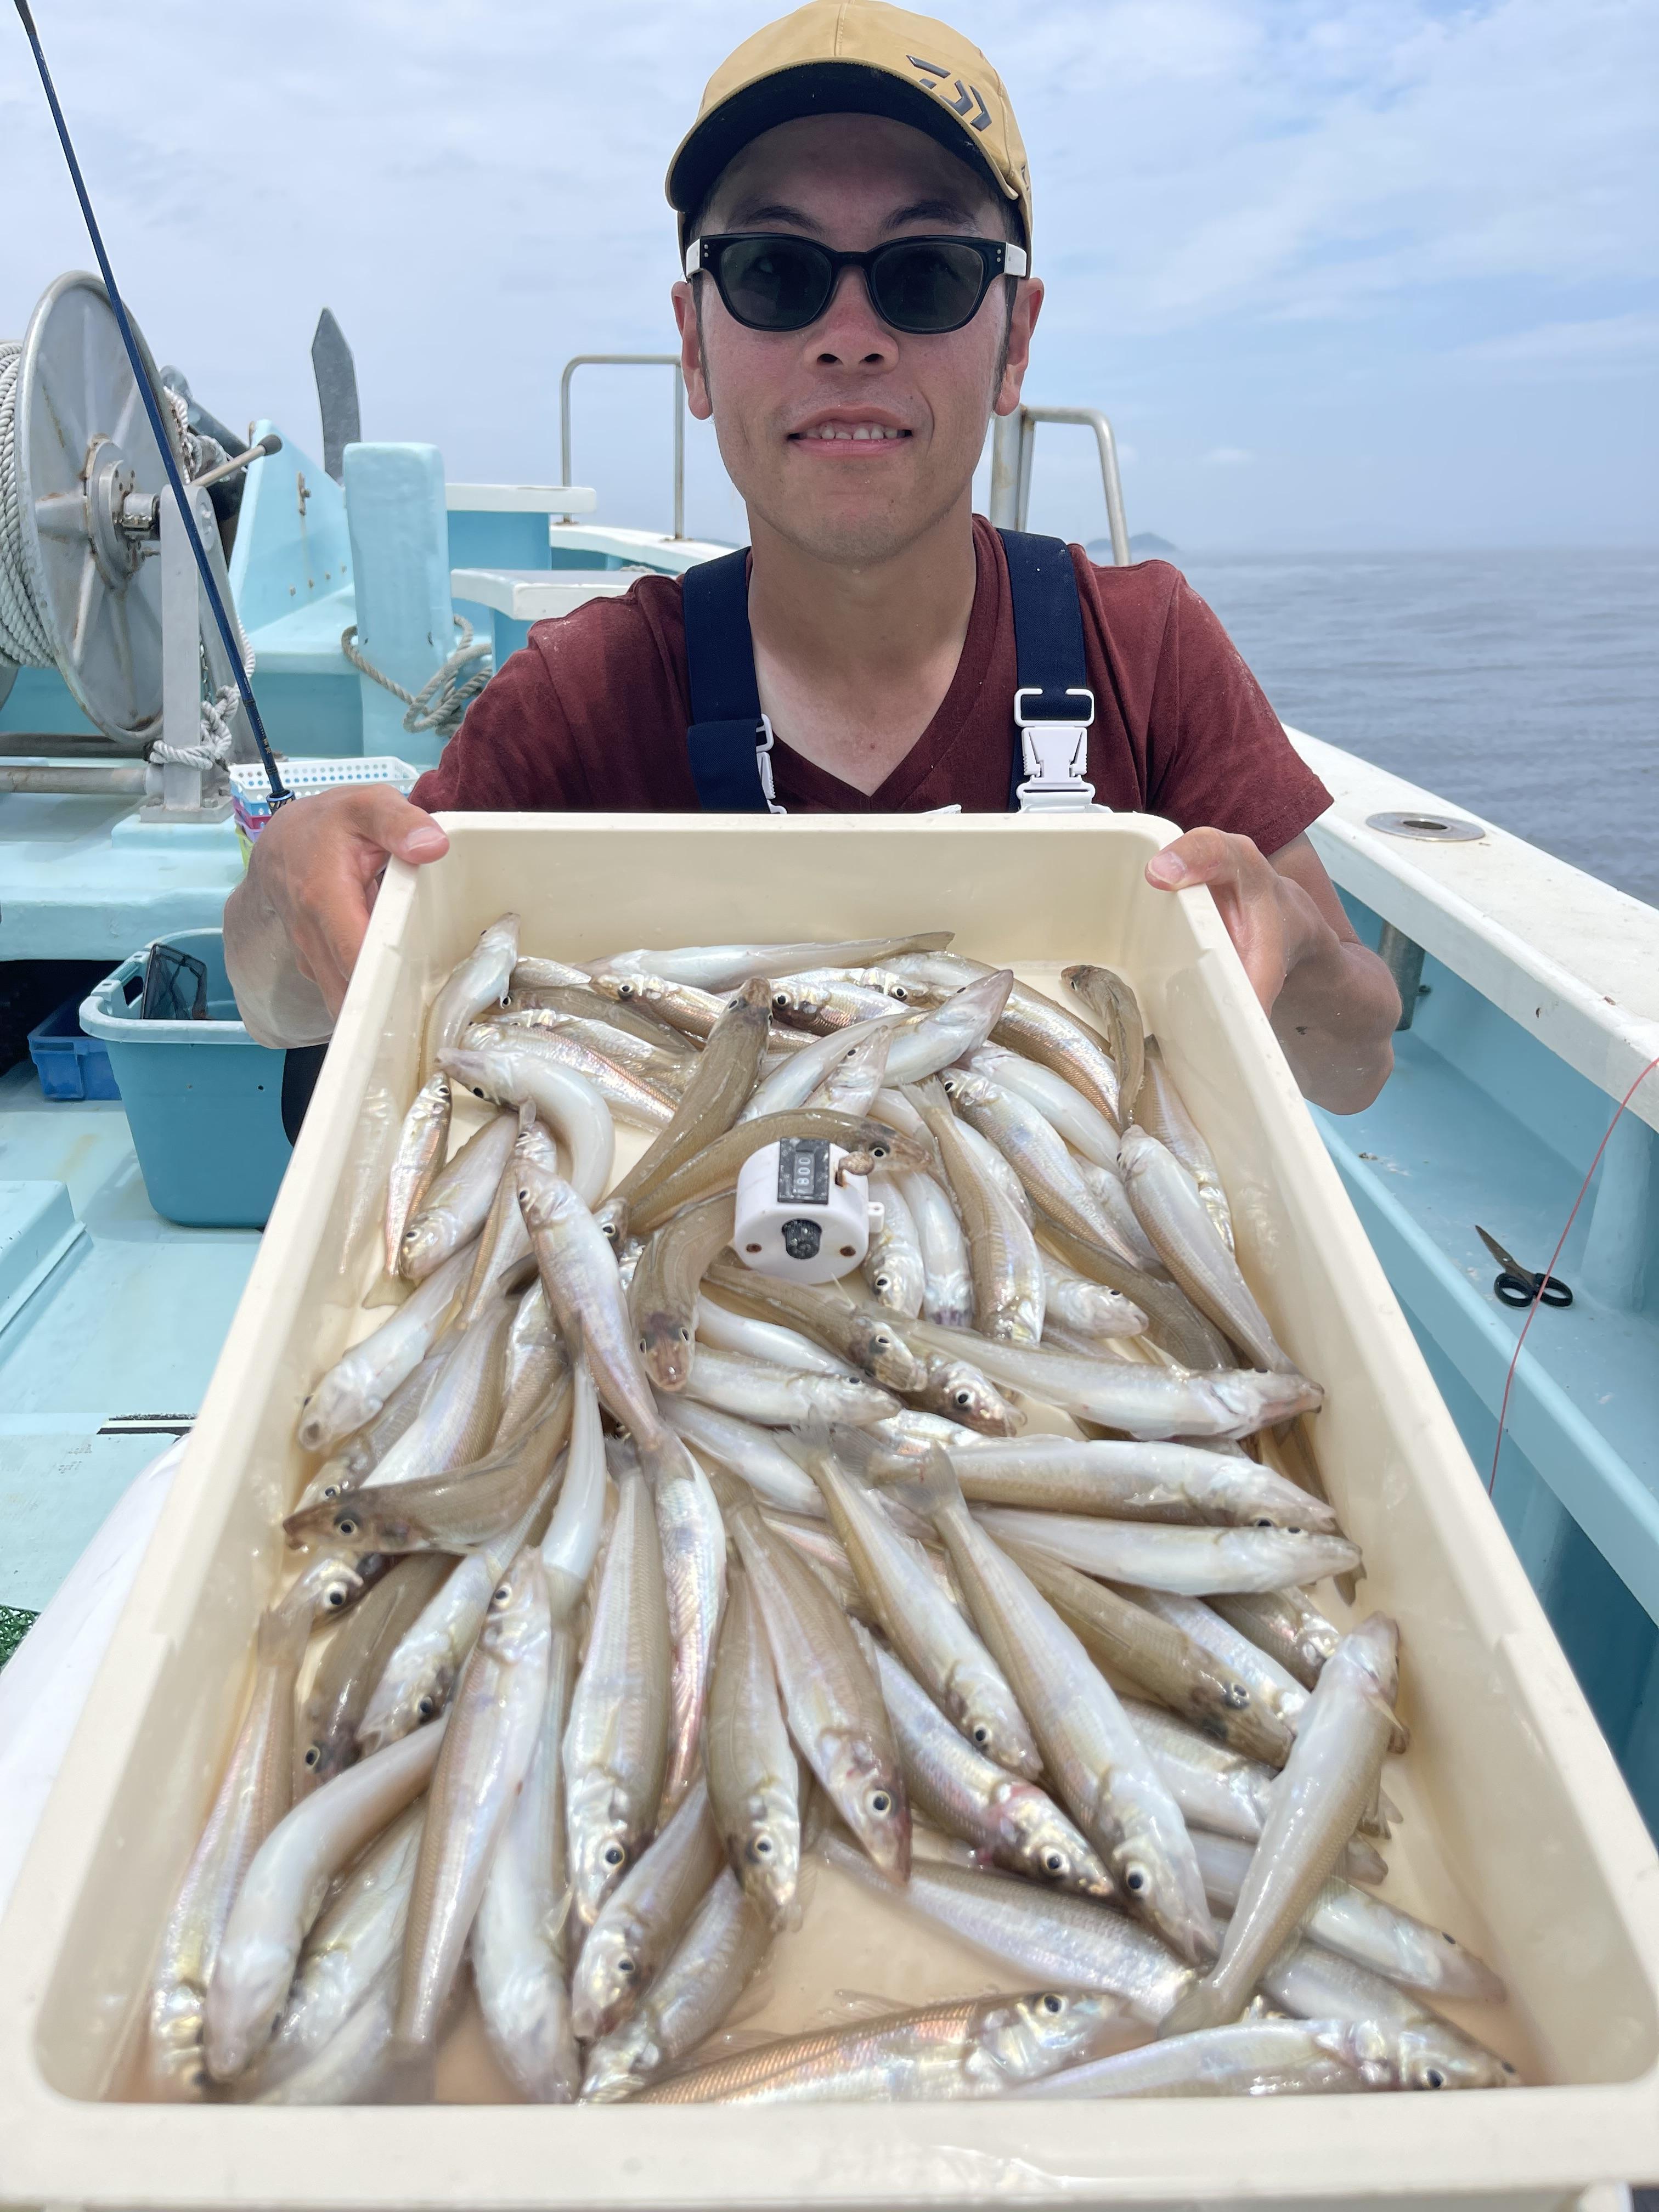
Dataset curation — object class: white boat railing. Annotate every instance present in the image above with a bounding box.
[558,353,687,541]
[987,404,1131,563]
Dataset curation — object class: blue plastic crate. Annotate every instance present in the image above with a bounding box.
[78,930,293,1228]
[26,997,121,1102]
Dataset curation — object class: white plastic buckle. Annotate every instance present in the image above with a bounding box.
[755,713,785,816]
[1014,685,1097,810]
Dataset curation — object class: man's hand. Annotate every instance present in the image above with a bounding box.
[224,787,449,1045]
[1145,827,1400,1113]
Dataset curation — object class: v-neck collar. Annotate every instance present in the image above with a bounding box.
[766,520,1007,812]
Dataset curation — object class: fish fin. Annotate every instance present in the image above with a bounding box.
[1156,1983,1229,2040]
[825,1988,908,2023]
[902,1076,949,1112]
[820,1423,880,1483]
[370,2039,437,2104]
[702,1462,751,1520]
[911,1443,966,1523]
[1341,1836,1387,1885]
[795,1409,834,1457]
[638,1427,696,1493]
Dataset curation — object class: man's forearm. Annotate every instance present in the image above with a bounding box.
[223,874,335,1051]
[1271,935,1399,1114]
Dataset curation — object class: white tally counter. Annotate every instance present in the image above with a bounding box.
[731,1136,878,1284]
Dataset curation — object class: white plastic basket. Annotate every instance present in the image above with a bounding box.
[2,811,1655,2209]
[229,757,421,853]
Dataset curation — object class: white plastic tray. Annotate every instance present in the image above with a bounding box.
[2,811,1656,2210]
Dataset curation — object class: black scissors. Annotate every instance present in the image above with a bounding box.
[1476,1226,1573,1310]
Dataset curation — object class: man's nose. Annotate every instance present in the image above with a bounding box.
[802,264,899,371]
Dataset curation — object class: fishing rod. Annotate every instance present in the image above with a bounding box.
[10,0,292,807]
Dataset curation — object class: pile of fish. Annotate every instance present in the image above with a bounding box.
[139,917,1516,2108]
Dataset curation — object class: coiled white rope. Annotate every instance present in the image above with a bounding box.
[341,615,493,738]
[0,340,54,668]
[150,673,238,768]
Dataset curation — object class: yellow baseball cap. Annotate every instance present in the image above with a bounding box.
[667,1,1032,255]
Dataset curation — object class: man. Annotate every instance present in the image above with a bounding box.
[227,0,1398,1112]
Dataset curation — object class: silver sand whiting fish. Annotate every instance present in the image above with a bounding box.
[172,915,1521,2112]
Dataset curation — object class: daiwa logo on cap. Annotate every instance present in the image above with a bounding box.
[905,53,992,131]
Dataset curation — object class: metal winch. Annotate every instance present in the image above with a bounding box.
[0,271,278,817]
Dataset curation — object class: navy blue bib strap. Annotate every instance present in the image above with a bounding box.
[997,529,1098,810]
[681,548,780,813]
[678,532,1098,814]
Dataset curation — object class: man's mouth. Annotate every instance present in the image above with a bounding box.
[789,423,912,443]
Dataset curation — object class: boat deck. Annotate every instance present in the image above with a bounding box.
[0,1066,258,1644]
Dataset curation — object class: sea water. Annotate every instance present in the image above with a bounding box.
[1169,550,1659,911]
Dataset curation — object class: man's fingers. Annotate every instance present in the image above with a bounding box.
[1144,826,1239,890]
[351,787,449,866]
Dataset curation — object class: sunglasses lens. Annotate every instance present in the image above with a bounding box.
[870,240,991,332]
[716,237,834,330]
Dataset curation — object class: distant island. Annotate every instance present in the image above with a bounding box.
[1087,532,1182,560]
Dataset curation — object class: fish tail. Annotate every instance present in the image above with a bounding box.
[912,1443,966,1523]
[370,2038,437,2104]
[701,1460,752,1521]
[1155,1981,1230,2040]
[818,1422,884,1486]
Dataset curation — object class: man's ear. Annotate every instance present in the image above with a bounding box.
[994,276,1044,419]
[673,279,714,421]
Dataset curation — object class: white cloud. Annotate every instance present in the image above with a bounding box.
[1449,311,1659,377]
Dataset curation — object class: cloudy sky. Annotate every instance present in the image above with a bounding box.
[3,0,1652,549]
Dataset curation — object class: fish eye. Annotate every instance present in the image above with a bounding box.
[1252,1516,1273,1528]
[416,1695,437,1718]
[335,1515,359,1538]
[1041,1994,1065,2016]
[322,1483,340,1500]
[678,1327,691,1342]
[751,1835,774,1857]
[971,1724,990,1745]
[601,1221,618,1242]
[871,1142,889,1158]
[493,1582,512,1605]
[1224,1682,1249,1708]
[617,983,636,999]
[303,1745,321,1768]
[1042,1850,1065,1874]
[638,1336,649,1354]
[617,1956,636,1978]
[953,1390,973,1409]
[325,1585,348,1607]
[1423,2066,1446,2089]
[893,986,910,1001]
[869,1790,892,1815]
[772,992,789,1010]
[603,1843,626,1867]
[1124,1864,1148,1893]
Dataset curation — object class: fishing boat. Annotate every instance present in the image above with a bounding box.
[1,264,1656,1869]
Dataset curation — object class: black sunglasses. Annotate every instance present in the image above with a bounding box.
[685,233,1028,336]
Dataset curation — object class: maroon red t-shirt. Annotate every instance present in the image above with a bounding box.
[413,516,1329,852]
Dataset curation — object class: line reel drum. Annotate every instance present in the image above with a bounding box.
[0,272,255,815]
